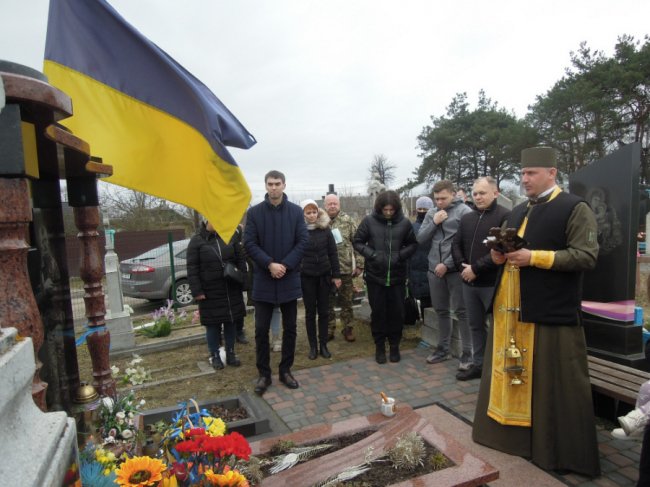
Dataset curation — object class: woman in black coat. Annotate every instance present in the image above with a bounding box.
[353,191,418,364]
[187,221,246,369]
[299,200,341,360]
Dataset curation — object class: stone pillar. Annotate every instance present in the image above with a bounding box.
[0,178,48,409]
[42,118,116,397]
[104,225,135,350]
[69,176,116,396]
[1,61,77,410]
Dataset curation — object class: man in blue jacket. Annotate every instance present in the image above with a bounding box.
[244,170,308,394]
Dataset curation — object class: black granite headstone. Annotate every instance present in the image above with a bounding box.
[569,143,644,366]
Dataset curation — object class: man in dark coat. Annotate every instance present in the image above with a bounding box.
[472,147,601,477]
[451,176,510,381]
[244,170,308,395]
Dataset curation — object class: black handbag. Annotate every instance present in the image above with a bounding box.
[211,244,245,285]
[404,285,420,325]
[223,261,246,285]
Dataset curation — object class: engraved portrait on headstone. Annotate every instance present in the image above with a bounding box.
[585,186,623,256]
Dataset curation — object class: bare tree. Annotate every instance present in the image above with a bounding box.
[368,154,397,186]
[99,183,192,231]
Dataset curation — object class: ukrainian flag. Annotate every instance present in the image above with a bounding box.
[44,0,255,241]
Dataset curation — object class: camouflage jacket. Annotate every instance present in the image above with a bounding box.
[329,211,364,275]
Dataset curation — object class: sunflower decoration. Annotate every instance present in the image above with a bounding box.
[203,466,250,487]
[114,456,166,487]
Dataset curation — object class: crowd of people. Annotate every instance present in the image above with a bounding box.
[184,147,650,481]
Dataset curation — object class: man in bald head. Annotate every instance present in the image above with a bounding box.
[323,194,364,342]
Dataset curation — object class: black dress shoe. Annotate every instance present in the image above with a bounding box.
[279,372,299,389]
[236,333,249,344]
[320,343,331,359]
[254,376,271,395]
[308,346,318,360]
[456,365,482,381]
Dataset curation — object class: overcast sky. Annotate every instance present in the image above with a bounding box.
[2,0,649,202]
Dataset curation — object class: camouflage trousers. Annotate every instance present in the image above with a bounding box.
[328,274,355,333]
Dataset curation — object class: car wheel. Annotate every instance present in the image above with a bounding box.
[172,279,193,306]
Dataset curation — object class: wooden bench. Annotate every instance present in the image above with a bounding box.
[588,355,650,407]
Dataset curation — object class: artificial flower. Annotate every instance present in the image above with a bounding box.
[203,416,226,437]
[204,466,250,487]
[158,475,179,487]
[202,432,251,460]
[102,397,114,411]
[114,456,166,487]
[98,391,145,445]
[174,439,201,454]
[80,460,117,487]
[155,402,252,486]
[169,462,188,482]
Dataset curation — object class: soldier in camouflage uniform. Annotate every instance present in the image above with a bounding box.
[324,194,364,342]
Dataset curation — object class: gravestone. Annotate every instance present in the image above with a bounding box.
[569,143,644,366]
[103,226,135,350]
[0,328,78,486]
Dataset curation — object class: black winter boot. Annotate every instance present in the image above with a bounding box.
[320,343,332,359]
[389,344,401,363]
[226,350,241,367]
[210,352,224,370]
[375,342,387,364]
[308,346,318,360]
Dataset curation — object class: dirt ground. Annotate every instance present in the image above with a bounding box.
[76,307,422,410]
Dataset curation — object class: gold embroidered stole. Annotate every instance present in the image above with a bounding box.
[487,262,535,426]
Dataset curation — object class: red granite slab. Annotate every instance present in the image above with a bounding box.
[248,405,498,487]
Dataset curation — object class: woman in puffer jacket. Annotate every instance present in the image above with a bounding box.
[187,220,246,370]
[353,191,418,364]
[299,199,341,360]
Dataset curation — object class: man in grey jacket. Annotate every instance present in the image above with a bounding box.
[417,180,473,369]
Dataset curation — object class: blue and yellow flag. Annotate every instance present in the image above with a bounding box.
[44,0,255,241]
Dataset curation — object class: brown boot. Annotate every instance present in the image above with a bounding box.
[342,326,356,342]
